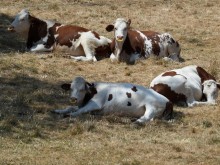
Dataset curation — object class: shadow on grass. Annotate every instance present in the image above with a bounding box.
[0,13,26,53]
[0,74,70,138]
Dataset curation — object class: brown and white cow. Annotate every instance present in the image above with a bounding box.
[106,18,181,64]
[150,65,220,107]
[8,9,111,61]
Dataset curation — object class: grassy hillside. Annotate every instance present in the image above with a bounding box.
[0,0,220,164]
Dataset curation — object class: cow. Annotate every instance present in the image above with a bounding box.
[52,76,174,124]
[105,18,181,64]
[150,65,220,107]
[7,9,111,61]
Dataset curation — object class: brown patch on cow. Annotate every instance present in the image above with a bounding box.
[46,23,62,49]
[131,86,138,92]
[108,94,113,101]
[127,102,132,106]
[92,31,100,39]
[55,25,89,48]
[151,83,187,104]
[126,92,132,98]
[27,15,48,49]
[95,43,111,61]
[196,66,216,83]
[162,71,177,77]
[142,31,161,55]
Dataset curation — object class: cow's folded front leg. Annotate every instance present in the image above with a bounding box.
[70,56,97,62]
[30,44,53,52]
[69,101,101,117]
[52,106,78,114]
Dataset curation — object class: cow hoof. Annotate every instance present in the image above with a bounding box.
[50,110,57,114]
[133,120,145,126]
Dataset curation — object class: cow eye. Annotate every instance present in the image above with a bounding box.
[114,27,117,30]
[20,18,25,21]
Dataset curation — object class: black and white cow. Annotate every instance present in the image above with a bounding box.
[53,76,173,124]
[8,9,111,61]
[106,18,181,64]
[150,65,220,107]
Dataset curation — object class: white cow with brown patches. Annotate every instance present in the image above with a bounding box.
[150,65,220,107]
[8,9,111,61]
[53,76,173,124]
[106,18,181,64]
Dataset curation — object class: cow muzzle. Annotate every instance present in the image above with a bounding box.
[116,36,124,42]
[70,97,77,104]
[7,25,15,32]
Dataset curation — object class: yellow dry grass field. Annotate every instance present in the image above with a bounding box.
[0,0,220,164]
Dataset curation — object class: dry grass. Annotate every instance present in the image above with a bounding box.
[0,0,220,164]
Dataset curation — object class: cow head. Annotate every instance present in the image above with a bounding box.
[106,18,131,44]
[61,77,97,106]
[8,9,31,37]
[202,80,220,104]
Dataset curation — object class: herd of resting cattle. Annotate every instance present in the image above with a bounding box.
[7,9,220,125]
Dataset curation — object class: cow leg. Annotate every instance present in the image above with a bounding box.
[71,56,97,62]
[163,55,179,62]
[185,87,198,107]
[30,44,53,52]
[110,53,118,62]
[68,101,101,117]
[168,54,180,62]
[165,34,181,62]
[71,32,98,62]
[52,106,78,114]
[135,106,155,124]
[189,101,217,107]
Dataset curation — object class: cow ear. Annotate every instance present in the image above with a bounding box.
[106,24,114,32]
[61,83,71,91]
[127,19,131,26]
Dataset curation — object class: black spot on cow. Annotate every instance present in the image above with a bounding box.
[108,94,113,101]
[131,86,138,92]
[126,92,132,98]
[127,102,132,106]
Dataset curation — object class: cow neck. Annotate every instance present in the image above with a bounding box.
[115,39,124,59]
[79,82,97,108]
[27,15,47,48]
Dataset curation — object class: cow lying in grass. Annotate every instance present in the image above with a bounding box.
[8,9,111,61]
[52,76,173,124]
[106,18,181,64]
[150,65,220,107]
